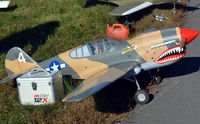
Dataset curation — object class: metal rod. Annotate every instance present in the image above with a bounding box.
[174,1,176,14]
[133,75,141,90]
[125,76,141,90]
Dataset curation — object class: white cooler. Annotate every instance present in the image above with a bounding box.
[16,68,64,105]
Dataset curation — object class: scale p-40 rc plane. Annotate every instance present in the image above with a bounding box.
[0,1,10,8]
[0,27,199,104]
[101,0,186,16]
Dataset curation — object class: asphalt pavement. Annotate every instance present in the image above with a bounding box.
[122,1,200,124]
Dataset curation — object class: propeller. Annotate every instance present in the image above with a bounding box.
[180,37,186,48]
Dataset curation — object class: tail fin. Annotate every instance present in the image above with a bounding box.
[0,47,39,84]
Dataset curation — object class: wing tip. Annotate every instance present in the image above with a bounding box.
[0,74,19,85]
[62,96,82,103]
[62,99,66,102]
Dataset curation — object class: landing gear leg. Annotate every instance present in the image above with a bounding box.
[123,16,130,26]
[126,75,149,105]
[148,71,161,84]
[124,16,132,32]
[173,1,176,14]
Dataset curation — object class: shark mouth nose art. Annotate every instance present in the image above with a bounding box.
[154,46,186,64]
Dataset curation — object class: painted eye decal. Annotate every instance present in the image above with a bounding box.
[176,41,180,45]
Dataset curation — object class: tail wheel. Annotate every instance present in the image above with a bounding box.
[134,89,149,105]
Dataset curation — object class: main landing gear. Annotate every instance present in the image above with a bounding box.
[125,75,149,105]
[125,71,161,105]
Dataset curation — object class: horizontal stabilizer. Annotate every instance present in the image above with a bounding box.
[0,1,10,8]
[109,2,153,16]
[0,74,19,84]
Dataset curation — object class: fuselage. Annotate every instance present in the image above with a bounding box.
[38,27,199,80]
[39,38,142,79]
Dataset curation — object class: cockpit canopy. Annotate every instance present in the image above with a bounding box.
[70,38,118,58]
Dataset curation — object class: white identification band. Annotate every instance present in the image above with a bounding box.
[151,40,176,49]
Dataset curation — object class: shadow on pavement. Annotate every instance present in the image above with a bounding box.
[94,71,152,114]
[159,57,200,78]
[183,5,200,12]
[94,57,200,113]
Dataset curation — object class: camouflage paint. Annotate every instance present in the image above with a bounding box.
[2,27,197,103]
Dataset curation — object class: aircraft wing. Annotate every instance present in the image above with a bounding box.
[0,1,10,8]
[0,74,20,84]
[109,1,153,16]
[63,62,137,102]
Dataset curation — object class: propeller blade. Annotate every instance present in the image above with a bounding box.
[180,37,186,48]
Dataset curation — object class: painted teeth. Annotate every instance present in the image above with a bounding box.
[157,47,185,63]
[158,47,184,60]
[176,48,179,53]
[158,56,179,63]
[178,47,181,53]
[158,55,184,63]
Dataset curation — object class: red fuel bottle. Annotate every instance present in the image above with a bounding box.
[107,24,129,41]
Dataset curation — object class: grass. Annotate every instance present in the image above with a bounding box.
[0,0,185,123]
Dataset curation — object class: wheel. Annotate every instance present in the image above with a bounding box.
[134,89,149,105]
[152,76,161,84]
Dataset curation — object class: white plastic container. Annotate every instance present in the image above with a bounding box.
[0,1,10,8]
[16,68,64,105]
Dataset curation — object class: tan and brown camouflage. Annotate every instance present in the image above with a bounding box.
[0,27,199,102]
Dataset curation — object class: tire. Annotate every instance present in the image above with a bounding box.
[134,89,149,105]
[153,76,161,84]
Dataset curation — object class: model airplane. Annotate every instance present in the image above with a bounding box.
[0,27,199,104]
[0,1,10,8]
[101,0,185,16]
